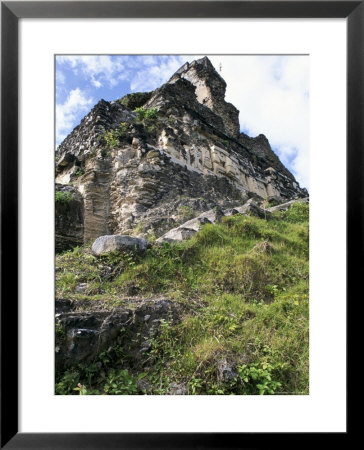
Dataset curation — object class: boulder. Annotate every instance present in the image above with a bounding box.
[268,197,309,213]
[169,383,188,395]
[156,207,224,244]
[217,359,238,383]
[233,198,270,219]
[157,227,196,244]
[91,234,148,256]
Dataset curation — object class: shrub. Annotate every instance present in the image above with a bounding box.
[117,91,153,110]
[102,369,138,395]
[103,130,118,148]
[55,191,75,204]
[134,107,158,122]
[55,370,80,395]
[119,122,128,133]
[238,361,283,395]
[145,107,158,120]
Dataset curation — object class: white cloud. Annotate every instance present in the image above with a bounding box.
[57,55,184,93]
[57,55,125,88]
[56,70,65,84]
[55,56,184,146]
[205,55,309,189]
[56,88,93,145]
[55,55,309,189]
[129,56,183,92]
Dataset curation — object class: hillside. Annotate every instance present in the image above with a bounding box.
[55,201,309,395]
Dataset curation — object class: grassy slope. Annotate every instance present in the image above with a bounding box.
[56,202,309,395]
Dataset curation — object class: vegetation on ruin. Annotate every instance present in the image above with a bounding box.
[55,191,76,204]
[55,202,309,395]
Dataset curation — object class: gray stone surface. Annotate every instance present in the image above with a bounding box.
[156,200,270,244]
[169,383,188,395]
[233,198,271,219]
[268,197,309,213]
[91,234,148,256]
[217,359,238,383]
[56,57,308,243]
[156,207,223,244]
[55,297,181,369]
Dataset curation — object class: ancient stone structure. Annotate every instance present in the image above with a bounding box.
[55,56,307,250]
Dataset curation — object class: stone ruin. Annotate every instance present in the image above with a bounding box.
[55,56,308,251]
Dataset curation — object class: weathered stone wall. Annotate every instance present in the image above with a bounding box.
[238,132,293,180]
[170,56,240,138]
[55,56,308,246]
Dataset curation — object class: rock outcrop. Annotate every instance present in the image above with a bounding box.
[55,56,308,251]
[267,196,309,213]
[55,297,181,369]
[91,235,148,256]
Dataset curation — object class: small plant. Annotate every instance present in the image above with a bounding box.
[55,191,75,204]
[134,107,146,121]
[103,130,119,148]
[145,108,158,120]
[55,370,80,395]
[133,222,145,235]
[119,122,128,133]
[98,122,130,150]
[55,323,66,342]
[101,149,112,158]
[188,377,203,395]
[147,125,157,135]
[103,369,138,395]
[265,284,280,298]
[238,361,282,395]
[179,205,195,221]
[134,107,158,122]
[117,91,153,110]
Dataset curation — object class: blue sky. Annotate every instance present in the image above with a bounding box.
[56,55,309,189]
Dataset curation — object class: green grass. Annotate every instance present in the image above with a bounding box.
[55,202,309,395]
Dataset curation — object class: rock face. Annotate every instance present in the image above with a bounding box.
[55,297,181,369]
[91,235,148,256]
[165,56,240,138]
[55,184,84,252]
[55,56,308,250]
[156,207,224,244]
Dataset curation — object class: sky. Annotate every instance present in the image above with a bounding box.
[56,55,309,189]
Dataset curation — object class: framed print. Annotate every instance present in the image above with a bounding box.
[1,1,358,447]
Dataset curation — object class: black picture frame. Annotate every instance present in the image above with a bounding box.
[1,1,357,448]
